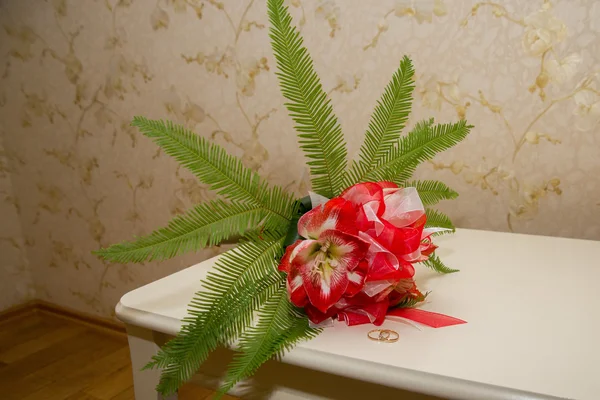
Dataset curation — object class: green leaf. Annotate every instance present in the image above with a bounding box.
[215,290,320,398]
[346,56,415,186]
[146,231,287,395]
[408,180,458,206]
[94,200,269,263]
[267,0,347,198]
[425,208,455,234]
[422,253,459,274]
[131,117,296,222]
[392,291,428,309]
[364,119,472,184]
[272,311,321,357]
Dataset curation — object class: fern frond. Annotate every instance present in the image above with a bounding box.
[407,180,458,206]
[267,0,347,198]
[94,200,268,263]
[364,119,472,185]
[422,253,459,274]
[273,312,321,357]
[146,231,287,395]
[216,289,319,398]
[346,56,415,186]
[131,117,296,222]
[425,208,455,234]
[392,291,428,309]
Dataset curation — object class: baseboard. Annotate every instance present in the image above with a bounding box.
[0,300,126,336]
[0,300,38,322]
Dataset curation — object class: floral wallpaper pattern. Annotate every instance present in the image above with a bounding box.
[0,0,598,316]
[0,131,35,310]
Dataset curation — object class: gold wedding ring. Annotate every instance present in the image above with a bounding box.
[368,329,399,343]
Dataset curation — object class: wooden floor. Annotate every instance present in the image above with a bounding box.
[0,311,236,400]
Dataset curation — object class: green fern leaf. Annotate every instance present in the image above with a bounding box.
[365,119,472,184]
[272,311,321,357]
[94,200,268,263]
[425,208,455,234]
[216,289,320,398]
[407,180,458,206]
[346,56,415,186]
[146,231,286,395]
[267,0,347,198]
[131,117,296,222]
[422,253,459,274]
[392,291,428,309]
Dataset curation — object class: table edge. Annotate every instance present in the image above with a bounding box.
[116,302,566,400]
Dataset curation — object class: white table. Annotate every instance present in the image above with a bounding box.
[116,229,600,400]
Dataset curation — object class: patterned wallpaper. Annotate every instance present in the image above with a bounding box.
[0,0,599,316]
[0,131,34,310]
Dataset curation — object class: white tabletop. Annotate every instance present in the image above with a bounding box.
[116,228,600,400]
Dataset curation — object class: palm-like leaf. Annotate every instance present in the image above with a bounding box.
[272,311,321,356]
[131,117,296,222]
[94,200,268,263]
[216,289,320,398]
[346,56,415,186]
[425,208,455,234]
[145,231,286,395]
[364,119,472,185]
[422,253,459,274]
[408,180,458,206]
[268,0,347,198]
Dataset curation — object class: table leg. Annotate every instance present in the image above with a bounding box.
[125,324,178,400]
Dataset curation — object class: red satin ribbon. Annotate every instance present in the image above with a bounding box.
[339,307,466,328]
[386,308,466,328]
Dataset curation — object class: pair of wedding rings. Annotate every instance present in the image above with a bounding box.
[367,329,399,343]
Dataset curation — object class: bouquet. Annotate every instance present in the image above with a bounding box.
[96,0,472,397]
[280,182,460,328]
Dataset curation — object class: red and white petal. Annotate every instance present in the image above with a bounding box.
[300,264,347,312]
[278,240,303,273]
[296,253,348,313]
[287,262,308,307]
[297,198,358,239]
[304,304,339,324]
[287,276,308,307]
[318,230,369,272]
[345,270,365,297]
[285,241,320,307]
[296,230,368,313]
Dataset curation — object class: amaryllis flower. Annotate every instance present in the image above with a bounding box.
[284,229,369,313]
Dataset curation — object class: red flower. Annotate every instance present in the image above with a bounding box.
[278,182,438,325]
[297,197,358,238]
[286,229,369,312]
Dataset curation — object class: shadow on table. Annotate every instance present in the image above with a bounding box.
[188,346,444,400]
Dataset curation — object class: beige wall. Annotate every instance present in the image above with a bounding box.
[0,130,34,310]
[0,0,598,316]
